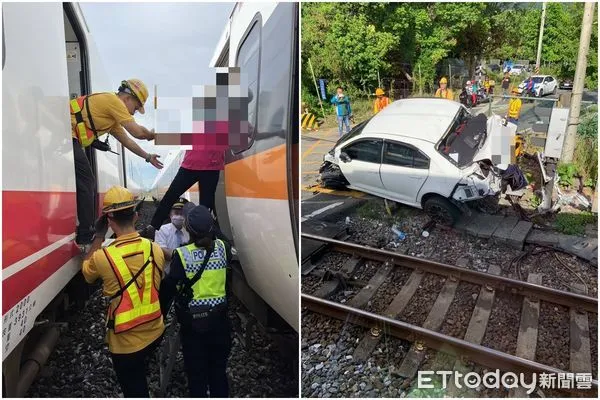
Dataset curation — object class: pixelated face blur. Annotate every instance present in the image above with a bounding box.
[337,88,344,96]
[440,82,447,89]
[152,66,249,151]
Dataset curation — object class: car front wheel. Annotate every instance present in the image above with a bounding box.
[423,197,461,226]
[538,89,544,97]
[553,86,557,95]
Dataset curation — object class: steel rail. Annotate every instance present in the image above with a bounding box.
[302,294,598,395]
[301,233,598,313]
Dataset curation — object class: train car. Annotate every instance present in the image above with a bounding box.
[1,3,142,395]
[149,2,299,333]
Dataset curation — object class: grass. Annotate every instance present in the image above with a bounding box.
[355,198,417,225]
[554,212,597,236]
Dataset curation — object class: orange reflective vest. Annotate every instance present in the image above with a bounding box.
[104,238,161,333]
[70,94,98,148]
[374,97,390,114]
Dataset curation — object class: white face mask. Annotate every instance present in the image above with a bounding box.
[171,215,185,229]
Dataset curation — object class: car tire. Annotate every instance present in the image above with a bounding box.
[553,86,557,95]
[423,197,461,226]
[538,89,543,98]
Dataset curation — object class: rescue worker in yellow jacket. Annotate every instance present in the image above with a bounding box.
[373,88,390,114]
[159,205,232,397]
[71,79,164,245]
[434,77,454,100]
[506,87,522,125]
[82,186,165,398]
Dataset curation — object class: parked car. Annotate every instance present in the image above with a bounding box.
[509,64,526,75]
[559,78,574,90]
[320,98,517,225]
[517,75,558,97]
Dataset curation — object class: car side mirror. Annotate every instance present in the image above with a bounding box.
[340,152,351,163]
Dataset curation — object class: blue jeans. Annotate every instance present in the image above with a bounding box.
[337,115,350,136]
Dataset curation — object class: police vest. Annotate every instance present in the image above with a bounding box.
[70,94,100,148]
[104,238,162,333]
[175,239,228,309]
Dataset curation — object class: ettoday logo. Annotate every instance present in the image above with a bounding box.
[418,370,537,394]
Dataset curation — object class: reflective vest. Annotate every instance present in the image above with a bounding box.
[175,239,227,308]
[508,98,522,119]
[104,238,162,333]
[70,94,99,148]
[374,97,390,114]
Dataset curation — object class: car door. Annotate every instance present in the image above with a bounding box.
[547,76,556,92]
[541,77,548,93]
[338,138,385,195]
[379,140,430,206]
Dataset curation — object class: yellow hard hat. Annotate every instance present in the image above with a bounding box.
[121,79,148,114]
[375,88,385,96]
[102,185,139,214]
[512,87,520,94]
[440,77,448,84]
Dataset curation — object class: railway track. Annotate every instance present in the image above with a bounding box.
[301,233,598,397]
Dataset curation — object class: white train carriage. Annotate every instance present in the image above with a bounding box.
[1,3,142,395]
[150,2,299,333]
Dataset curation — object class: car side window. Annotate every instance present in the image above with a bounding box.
[383,141,429,169]
[344,139,382,164]
[548,77,554,82]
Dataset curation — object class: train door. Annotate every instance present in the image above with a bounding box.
[63,3,99,219]
[213,39,235,242]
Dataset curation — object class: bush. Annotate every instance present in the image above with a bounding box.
[554,212,596,236]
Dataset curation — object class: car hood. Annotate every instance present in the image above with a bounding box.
[472,114,517,165]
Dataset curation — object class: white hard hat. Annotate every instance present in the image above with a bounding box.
[466,80,472,85]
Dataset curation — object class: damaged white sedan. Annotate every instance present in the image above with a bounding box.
[320,98,517,225]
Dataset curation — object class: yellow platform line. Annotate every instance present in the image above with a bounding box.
[302,185,366,198]
[302,139,322,160]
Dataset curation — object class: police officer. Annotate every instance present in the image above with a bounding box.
[159,205,232,397]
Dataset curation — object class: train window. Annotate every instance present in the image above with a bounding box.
[235,18,261,152]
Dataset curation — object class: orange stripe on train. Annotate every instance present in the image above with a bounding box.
[224,144,288,200]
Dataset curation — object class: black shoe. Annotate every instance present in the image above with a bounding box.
[139,225,156,240]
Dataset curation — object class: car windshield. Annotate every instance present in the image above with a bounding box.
[514,65,524,69]
[532,77,544,83]
[334,118,372,148]
[437,109,488,168]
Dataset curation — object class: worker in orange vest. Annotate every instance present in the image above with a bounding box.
[82,185,166,398]
[70,79,163,245]
[373,88,390,114]
[434,77,454,100]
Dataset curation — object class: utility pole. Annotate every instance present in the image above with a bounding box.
[308,58,326,118]
[561,2,595,163]
[535,2,547,71]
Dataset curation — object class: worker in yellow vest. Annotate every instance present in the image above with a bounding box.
[160,205,232,397]
[373,88,390,114]
[82,185,166,398]
[434,77,454,100]
[70,79,163,245]
[506,87,522,125]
